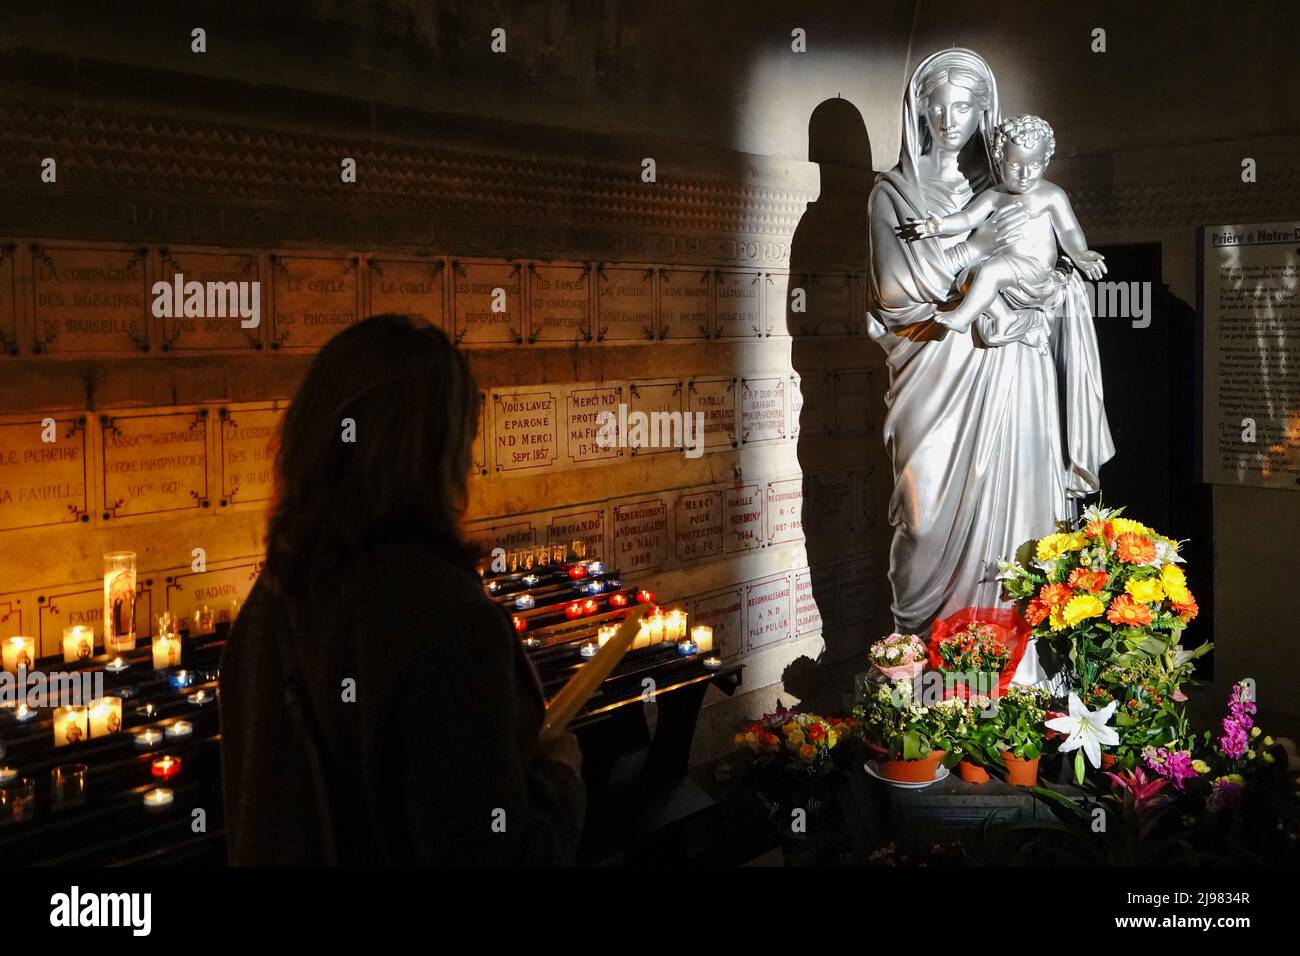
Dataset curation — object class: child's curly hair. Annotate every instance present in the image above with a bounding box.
[991,114,1056,164]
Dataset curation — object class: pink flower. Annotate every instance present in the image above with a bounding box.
[1105,766,1169,807]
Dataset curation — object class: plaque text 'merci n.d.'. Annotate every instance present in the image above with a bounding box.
[271,255,360,350]
[33,247,148,354]
[101,411,208,518]
[0,418,88,532]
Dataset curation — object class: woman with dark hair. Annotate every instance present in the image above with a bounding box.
[220,314,585,865]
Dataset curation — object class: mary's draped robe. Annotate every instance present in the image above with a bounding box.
[867,161,1115,666]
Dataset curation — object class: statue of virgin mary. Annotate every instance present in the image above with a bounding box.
[866,48,1115,682]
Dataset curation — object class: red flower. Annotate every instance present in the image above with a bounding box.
[1172,591,1198,622]
[1085,519,1115,544]
[1068,568,1109,594]
[805,723,826,742]
[1039,583,1073,607]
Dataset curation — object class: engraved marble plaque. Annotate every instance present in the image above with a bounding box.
[165,560,260,628]
[788,373,804,440]
[547,507,607,561]
[794,567,826,637]
[32,245,148,354]
[746,574,792,651]
[0,417,89,532]
[690,586,744,658]
[596,265,655,343]
[452,260,522,346]
[808,470,854,536]
[688,377,737,451]
[566,384,623,464]
[158,249,262,352]
[834,369,871,434]
[270,255,360,350]
[674,488,723,563]
[465,519,536,555]
[740,377,786,443]
[724,482,763,552]
[836,555,874,625]
[766,477,804,545]
[0,247,16,355]
[627,381,682,457]
[764,271,790,336]
[101,410,208,519]
[612,496,670,574]
[219,405,281,506]
[494,389,559,473]
[791,272,853,336]
[714,269,763,338]
[471,392,488,477]
[368,257,446,329]
[658,267,710,340]
[529,262,590,344]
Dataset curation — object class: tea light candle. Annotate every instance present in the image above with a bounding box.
[514,594,536,610]
[0,766,16,784]
[2,636,36,673]
[88,696,123,737]
[522,575,539,586]
[581,580,604,595]
[186,689,213,707]
[104,657,129,674]
[691,625,714,653]
[587,561,606,575]
[168,670,193,690]
[164,720,193,741]
[62,626,95,663]
[597,625,617,647]
[134,728,163,750]
[152,632,182,670]
[486,580,500,593]
[14,703,35,723]
[579,642,598,659]
[151,756,182,781]
[564,602,584,620]
[581,598,599,616]
[567,564,588,580]
[512,616,527,634]
[521,637,542,650]
[703,655,722,670]
[143,787,174,812]
[635,589,655,604]
[609,592,629,608]
[53,706,89,747]
[676,640,699,657]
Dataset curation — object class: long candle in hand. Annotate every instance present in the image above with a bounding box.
[542,605,648,737]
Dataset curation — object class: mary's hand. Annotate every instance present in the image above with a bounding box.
[965,202,1026,260]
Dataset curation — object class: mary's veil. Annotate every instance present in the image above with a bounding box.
[897,48,1000,196]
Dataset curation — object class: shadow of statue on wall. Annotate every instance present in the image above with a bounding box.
[783,96,894,713]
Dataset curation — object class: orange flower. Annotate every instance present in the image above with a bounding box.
[1172,590,1198,622]
[1068,568,1109,594]
[1085,519,1115,543]
[1040,582,1073,607]
[805,722,826,742]
[1106,594,1153,626]
[1115,532,1156,565]
[1024,598,1050,626]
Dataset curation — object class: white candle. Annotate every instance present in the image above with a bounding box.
[648,612,665,645]
[164,720,193,741]
[665,610,687,641]
[134,728,163,750]
[579,642,598,659]
[104,657,129,674]
[88,697,123,737]
[2,636,36,673]
[14,703,35,723]
[152,632,182,670]
[53,706,89,746]
[597,625,617,648]
[186,690,213,706]
[63,626,95,663]
[703,656,722,670]
[143,787,174,812]
[691,625,714,653]
[634,619,651,650]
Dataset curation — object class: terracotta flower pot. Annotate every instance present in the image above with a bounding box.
[957,759,989,784]
[877,749,947,783]
[1002,752,1040,786]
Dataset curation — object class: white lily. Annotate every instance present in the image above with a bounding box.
[995,559,1025,581]
[1045,694,1120,769]
[1153,538,1185,566]
[1081,503,1117,523]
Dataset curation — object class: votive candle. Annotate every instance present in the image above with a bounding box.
[53,706,89,746]
[62,626,95,663]
[134,728,163,750]
[691,625,714,653]
[103,550,137,652]
[151,756,182,781]
[152,632,182,670]
[164,720,193,741]
[88,696,122,737]
[143,787,174,812]
[2,636,36,673]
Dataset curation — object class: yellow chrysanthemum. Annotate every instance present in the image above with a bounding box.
[1036,532,1085,562]
[1126,578,1165,604]
[1112,517,1155,538]
[1062,594,1106,626]
[1160,564,1190,603]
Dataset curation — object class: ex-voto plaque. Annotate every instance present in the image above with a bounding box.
[101,410,209,519]
[714,270,763,338]
[596,265,654,343]
[270,255,360,350]
[0,417,89,532]
[368,257,446,329]
[658,267,710,340]
[158,249,262,352]
[452,260,522,346]
[0,247,16,355]
[218,404,281,506]
[32,246,148,354]
[529,262,590,344]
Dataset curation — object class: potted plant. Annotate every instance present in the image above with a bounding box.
[948,695,999,784]
[993,685,1050,785]
[868,632,928,681]
[854,681,961,783]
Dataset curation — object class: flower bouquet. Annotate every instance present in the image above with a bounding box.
[998,505,1211,696]
[868,632,928,681]
[733,709,851,776]
[927,607,1028,697]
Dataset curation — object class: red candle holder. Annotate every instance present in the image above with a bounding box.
[567,564,588,580]
[512,616,527,634]
[582,598,599,616]
[151,755,181,781]
[564,602,585,620]
[635,589,655,604]
[609,593,629,608]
